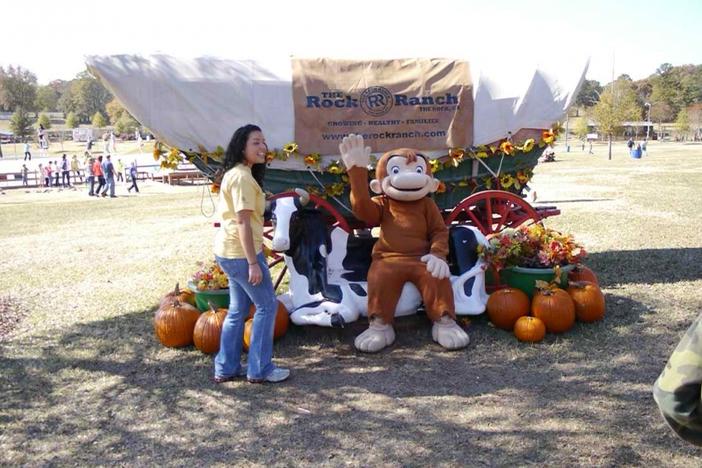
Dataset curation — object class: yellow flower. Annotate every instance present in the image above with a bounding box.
[436,181,447,193]
[500,174,514,189]
[266,151,277,163]
[304,153,321,166]
[499,141,514,155]
[429,159,442,173]
[521,138,535,153]
[283,143,298,154]
[484,177,493,189]
[210,183,220,194]
[326,161,343,174]
[475,149,489,159]
[153,142,163,161]
[542,130,555,144]
[449,148,465,159]
[457,178,469,187]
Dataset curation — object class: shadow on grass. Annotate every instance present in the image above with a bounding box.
[1,289,700,465]
[588,247,702,286]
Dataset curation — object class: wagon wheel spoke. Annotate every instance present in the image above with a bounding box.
[493,199,512,233]
[465,207,488,234]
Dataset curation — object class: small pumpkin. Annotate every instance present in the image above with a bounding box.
[160,282,196,308]
[193,301,228,354]
[513,316,546,342]
[531,286,575,333]
[568,265,599,286]
[567,281,605,322]
[487,288,530,330]
[154,298,200,347]
[243,318,254,352]
[248,300,290,339]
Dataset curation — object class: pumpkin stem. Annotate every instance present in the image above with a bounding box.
[174,282,180,295]
[207,300,216,313]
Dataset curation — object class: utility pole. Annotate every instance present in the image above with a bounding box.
[645,102,651,140]
[608,52,615,160]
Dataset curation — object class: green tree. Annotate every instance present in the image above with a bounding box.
[574,116,590,141]
[105,97,126,124]
[115,113,138,134]
[9,107,35,141]
[91,111,107,128]
[58,71,112,122]
[676,109,690,140]
[37,112,51,130]
[65,112,79,129]
[592,78,640,159]
[576,79,603,108]
[0,65,38,112]
[34,85,60,112]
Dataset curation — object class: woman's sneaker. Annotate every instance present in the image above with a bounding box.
[248,367,290,384]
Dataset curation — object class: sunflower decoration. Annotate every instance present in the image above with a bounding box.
[429,158,442,174]
[457,178,470,187]
[326,160,344,175]
[266,150,277,163]
[471,145,490,159]
[516,169,531,184]
[499,173,515,189]
[483,177,494,190]
[213,145,225,160]
[325,182,345,197]
[499,141,515,156]
[283,142,299,155]
[303,153,321,167]
[153,141,164,161]
[520,138,535,153]
[436,181,447,193]
[448,148,465,167]
[541,130,555,144]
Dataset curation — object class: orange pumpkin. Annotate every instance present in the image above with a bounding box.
[243,318,254,351]
[568,265,599,286]
[154,299,200,347]
[531,287,575,333]
[513,316,546,342]
[567,281,605,322]
[193,301,228,354]
[160,282,196,308]
[487,288,530,330]
[248,300,290,339]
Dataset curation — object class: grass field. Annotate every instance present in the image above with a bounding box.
[1,141,702,465]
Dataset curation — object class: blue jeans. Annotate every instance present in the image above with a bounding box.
[214,252,278,380]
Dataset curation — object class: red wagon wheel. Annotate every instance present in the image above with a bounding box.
[263,191,352,292]
[445,190,541,236]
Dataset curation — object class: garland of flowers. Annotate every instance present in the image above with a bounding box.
[151,123,562,196]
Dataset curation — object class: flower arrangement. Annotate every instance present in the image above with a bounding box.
[477,224,587,271]
[155,122,562,198]
[191,260,229,291]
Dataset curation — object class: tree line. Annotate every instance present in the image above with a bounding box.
[576,62,702,134]
[0,65,139,141]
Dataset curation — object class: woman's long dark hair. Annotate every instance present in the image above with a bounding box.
[222,124,266,188]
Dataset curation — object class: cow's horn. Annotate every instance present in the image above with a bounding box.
[294,188,310,206]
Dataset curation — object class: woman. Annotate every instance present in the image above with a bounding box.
[127,160,139,193]
[213,124,289,384]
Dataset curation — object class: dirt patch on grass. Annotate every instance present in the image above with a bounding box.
[0,296,27,341]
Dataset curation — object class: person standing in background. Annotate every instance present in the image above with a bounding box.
[102,154,116,198]
[93,156,105,196]
[71,154,83,183]
[86,157,96,196]
[116,158,125,182]
[60,154,72,188]
[21,164,29,187]
[24,142,32,161]
[127,160,140,193]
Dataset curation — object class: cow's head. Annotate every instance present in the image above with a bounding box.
[270,188,310,252]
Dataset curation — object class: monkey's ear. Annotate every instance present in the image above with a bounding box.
[370,179,383,194]
[428,178,440,193]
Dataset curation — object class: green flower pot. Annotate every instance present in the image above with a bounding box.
[189,281,230,311]
[500,264,575,298]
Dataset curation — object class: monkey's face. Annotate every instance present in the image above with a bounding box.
[370,153,440,202]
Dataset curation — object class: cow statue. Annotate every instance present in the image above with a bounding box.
[269,189,489,328]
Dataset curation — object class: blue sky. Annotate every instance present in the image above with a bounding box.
[2,0,700,84]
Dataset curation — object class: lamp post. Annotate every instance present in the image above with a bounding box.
[644,102,651,140]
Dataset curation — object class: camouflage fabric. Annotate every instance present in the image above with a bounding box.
[653,313,702,446]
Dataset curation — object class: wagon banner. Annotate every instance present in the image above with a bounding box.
[292,58,473,155]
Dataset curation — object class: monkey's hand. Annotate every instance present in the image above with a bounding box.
[339,134,371,170]
[421,254,450,279]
